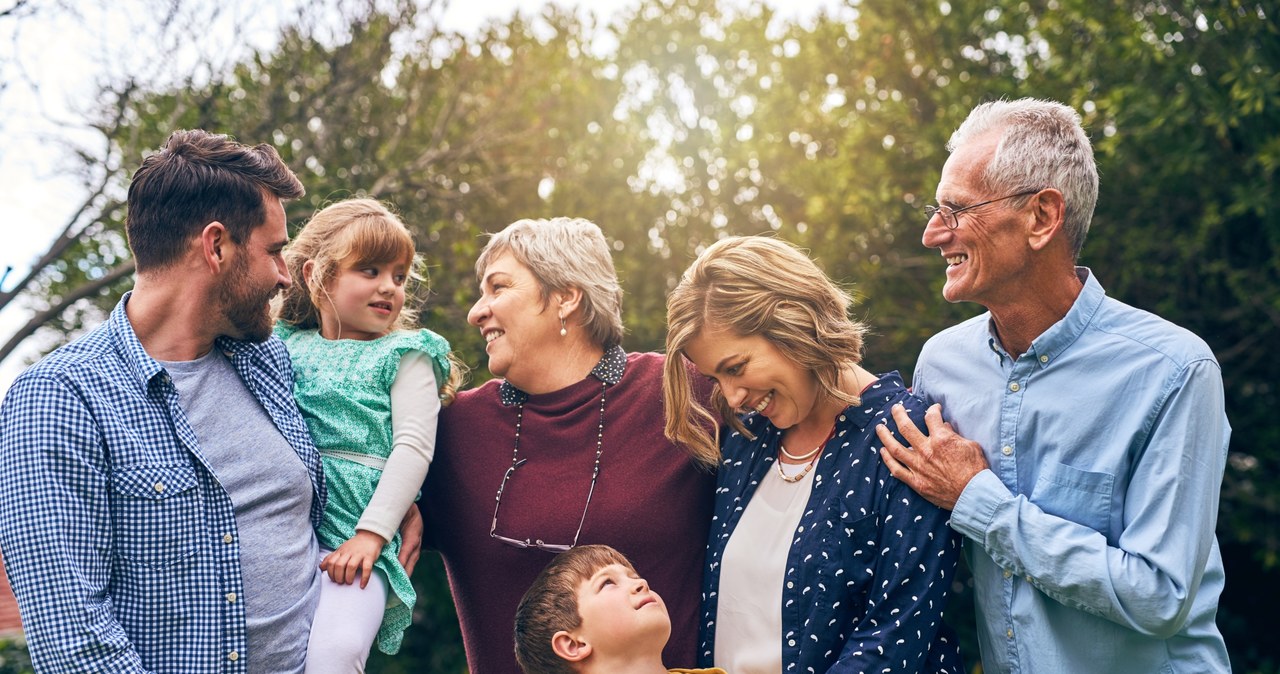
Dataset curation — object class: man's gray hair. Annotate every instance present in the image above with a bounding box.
[476,217,625,349]
[948,98,1099,258]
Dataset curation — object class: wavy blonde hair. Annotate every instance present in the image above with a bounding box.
[663,236,867,466]
[276,198,466,402]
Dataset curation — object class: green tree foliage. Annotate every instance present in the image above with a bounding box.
[3,0,1277,671]
[0,636,32,674]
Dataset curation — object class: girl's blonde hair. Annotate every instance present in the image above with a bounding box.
[663,236,867,467]
[276,198,466,402]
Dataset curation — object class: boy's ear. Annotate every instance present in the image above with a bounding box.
[551,630,592,663]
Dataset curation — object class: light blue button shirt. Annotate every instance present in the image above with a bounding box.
[913,269,1231,673]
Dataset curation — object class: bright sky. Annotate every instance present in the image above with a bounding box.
[0,0,841,391]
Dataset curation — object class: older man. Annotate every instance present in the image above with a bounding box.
[0,130,324,673]
[878,99,1230,673]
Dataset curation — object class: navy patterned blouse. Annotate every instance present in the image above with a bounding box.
[699,372,963,673]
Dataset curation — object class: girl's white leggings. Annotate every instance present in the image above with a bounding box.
[304,548,390,674]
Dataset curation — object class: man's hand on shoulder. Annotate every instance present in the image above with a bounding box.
[876,403,989,511]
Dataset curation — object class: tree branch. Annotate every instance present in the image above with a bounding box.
[0,189,119,313]
[0,0,31,20]
[0,77,138,314]
[0,260,135,366]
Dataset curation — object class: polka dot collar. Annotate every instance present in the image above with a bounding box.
[498,344,627,406]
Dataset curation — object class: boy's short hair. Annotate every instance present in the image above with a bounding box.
[514,545,635,674]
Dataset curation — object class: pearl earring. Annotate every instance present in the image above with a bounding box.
[560,317,568,337]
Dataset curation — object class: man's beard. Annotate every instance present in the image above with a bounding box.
[219,256,278,343]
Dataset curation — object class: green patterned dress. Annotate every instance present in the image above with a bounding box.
[276,323,451,654]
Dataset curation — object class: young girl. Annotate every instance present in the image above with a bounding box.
[275,198,462,672]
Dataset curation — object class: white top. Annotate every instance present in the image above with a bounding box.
[355,351,440,540]
[713,459,815,674]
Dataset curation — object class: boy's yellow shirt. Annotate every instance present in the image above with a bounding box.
[668,669,727,674]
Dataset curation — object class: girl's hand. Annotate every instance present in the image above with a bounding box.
[320,530,387,588]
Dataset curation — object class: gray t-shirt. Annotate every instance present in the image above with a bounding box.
[163,348,321,674]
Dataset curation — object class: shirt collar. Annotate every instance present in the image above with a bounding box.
[109,291,166,391]
[110,290,267,391]
[499,344,627,406]
[842,370,908,432]
[985,266,1106,367]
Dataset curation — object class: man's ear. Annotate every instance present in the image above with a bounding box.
[551,630,592,663]
[1026,188,1066,252]
[200,221,230,273]
[554,286,585,321]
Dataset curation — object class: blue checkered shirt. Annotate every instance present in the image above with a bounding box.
[0,293,326,673]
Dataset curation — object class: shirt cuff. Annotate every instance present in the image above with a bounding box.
[355,518,396,543]
[950,468,1009,543]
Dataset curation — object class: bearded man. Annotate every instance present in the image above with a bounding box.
[1,130,333,673]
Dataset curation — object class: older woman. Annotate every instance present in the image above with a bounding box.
[421,218,714,673]
[664,236,962,674]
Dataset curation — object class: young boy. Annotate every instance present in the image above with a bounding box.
[514,544,725,674]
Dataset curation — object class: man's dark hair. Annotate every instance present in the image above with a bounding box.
[125,129,305,271]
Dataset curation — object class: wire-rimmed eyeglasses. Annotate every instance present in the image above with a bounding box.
[489,457,598,553]
[489,386,607,553]
[923,190,1040,230]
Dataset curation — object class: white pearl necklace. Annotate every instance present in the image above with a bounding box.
[779,442,822,461]
[775,423,837,484]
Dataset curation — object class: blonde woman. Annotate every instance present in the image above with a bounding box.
[663,236,962,674]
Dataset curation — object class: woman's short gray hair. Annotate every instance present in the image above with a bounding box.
[476,217,625,349]
[948,98,1099,259]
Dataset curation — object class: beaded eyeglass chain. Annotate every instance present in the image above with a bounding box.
[490,382,607,552]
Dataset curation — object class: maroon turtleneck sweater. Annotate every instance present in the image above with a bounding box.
[422,351,714,673]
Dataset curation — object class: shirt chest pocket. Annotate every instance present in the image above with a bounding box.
[110,465,202,567]
[811,504,880,602]
[1030,462,1115,537]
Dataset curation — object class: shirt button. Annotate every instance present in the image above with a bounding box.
[1009,382,1020,392]
[1039,355,1049,363]
[1001,446,1013,456]
[786,581,794,589]
[223,533,234,544]
[226,593,237,603]
[1003,569,1012,578]
[788,639,796,647]
[154,482,165,493]
[1007,629,1014,639]
[227,651,239,661]
[1026,575,1033,583]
